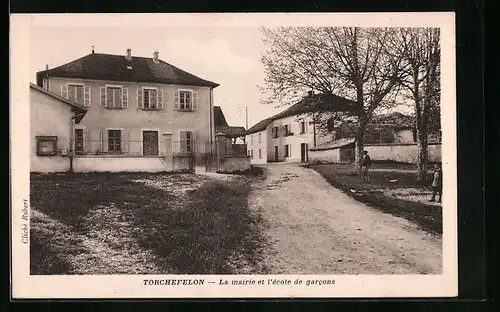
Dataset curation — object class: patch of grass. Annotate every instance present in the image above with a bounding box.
[133,178,266,274]
[30,172,267,274]
[309,164,442,235]
[30,228,74,275]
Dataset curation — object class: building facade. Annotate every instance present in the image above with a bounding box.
[245,92,357,164]
[36,49,219,171]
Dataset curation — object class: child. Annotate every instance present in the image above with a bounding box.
[361,151,372,183]
[430,163,443,202]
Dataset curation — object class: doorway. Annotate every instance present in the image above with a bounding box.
[301,143,308,162]
[142,131,159,156]
[274,146,279,161]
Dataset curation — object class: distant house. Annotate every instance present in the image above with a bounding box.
[35,48,219,172]
[245,92,357,164]
[30,83,88,172]
[309,112,442,164]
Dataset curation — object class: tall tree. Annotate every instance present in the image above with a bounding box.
[260,27,406,171]
[391,28,441,182]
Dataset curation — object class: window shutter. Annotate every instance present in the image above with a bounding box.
[192,91,199,110]
[158,90,163,110]
[122,129,129,154]
[174,90,180,110]
[61,84,68,99]
[137,88,143,108]
[122,87,129,108]
[100,87,106,107]
[83,85,91,106]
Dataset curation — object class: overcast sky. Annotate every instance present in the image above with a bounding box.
[30,25,283,128]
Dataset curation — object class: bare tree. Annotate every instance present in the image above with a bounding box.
[391,28,441,182]
[260,27,406,171]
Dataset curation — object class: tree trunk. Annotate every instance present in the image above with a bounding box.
[355,117,368,175]
[416,125,429,183]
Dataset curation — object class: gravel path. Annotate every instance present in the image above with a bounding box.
[248,164,442,275]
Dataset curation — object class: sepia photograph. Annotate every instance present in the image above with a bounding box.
[11,13,457,298]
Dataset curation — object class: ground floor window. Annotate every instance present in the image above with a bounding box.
[143,131,159,156]
[258,149,262,159]
[284,144,291,158]
[180,131,193,153]
[74,129,84,155]
[108,129,122,153]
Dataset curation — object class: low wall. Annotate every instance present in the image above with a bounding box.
[31,156,70,173]
[364,143,441,163]
[219,156,251,173]
[309,148,342,163]
[73,156,172,172]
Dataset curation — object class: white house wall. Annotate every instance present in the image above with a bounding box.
[30,88,74,173]
[245,129,268,164]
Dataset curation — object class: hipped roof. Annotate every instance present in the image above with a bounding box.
[246,93,357,135]
[36,52,219,88]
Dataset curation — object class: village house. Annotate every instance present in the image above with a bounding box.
[245,92,357,164]
[308,112,442,164]
[30,83,88,173]
[35,48,220,172]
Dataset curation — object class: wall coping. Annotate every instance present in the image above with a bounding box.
[310,141,442,152]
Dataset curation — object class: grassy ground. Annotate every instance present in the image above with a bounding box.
[30,171,267,275]
[308,164,442,235]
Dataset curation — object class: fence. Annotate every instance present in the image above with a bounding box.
[74,139,155,156]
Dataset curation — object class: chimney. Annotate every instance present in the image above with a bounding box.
[125,48,132,61]
[45,64,49,70]
[92,46,95,54]
[153,51,159,63]
[308,90,314,97]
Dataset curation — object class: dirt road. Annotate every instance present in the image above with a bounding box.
[248,163,442,274]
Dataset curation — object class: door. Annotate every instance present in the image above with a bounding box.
[75,129,84,155]
[274,146,279,161]
[301,143,308,162]
[143,131,159,156]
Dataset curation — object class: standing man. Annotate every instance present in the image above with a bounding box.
[430,163,443,202]
[361,150,372,183]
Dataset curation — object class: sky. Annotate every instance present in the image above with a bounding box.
[30,25,283,128]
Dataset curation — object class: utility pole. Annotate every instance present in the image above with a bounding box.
[244,106,248,144]
[245,106,248,130]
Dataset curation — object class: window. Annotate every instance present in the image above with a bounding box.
[42,78,49,90]
[143,89,158,109]
[251,135,254,145]
[180,131,193,153]
[300,121,307,134]
[36,136,57,156]
[179,91,192,110]
[258,149,262,159]
[249,150,254,159]
[285,144,291,158]
[258,133,262,143]
[143,131,159,156]
[63,84,91,106]
[272,126,280,138]
[107,87,122,108]
[75,129,84,155]
[100,86,127,109]
[108,130,122,153]
[174,90,198,111]
[284,124,293,136]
